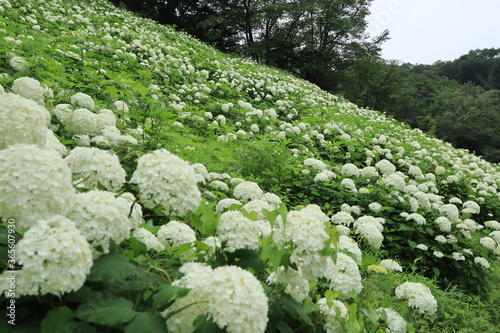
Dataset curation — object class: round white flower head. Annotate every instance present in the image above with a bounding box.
[395,281,437,314]
[117,192,143,229]
[484,220,500,231]
[331,211,354,227]
[479,237,496,250]
[267,266,310,302]
[210,180,229,191]
[380,259,403,272]
[317,298,348,333]
[10,56,29,72]
[353,216,385,248]
[261,192,282,209]
[341,178,357,193]
[324,253,363,297]
[489,231,500,244]
[474,256,490,269]
[435,216,452,232]
[382,173,406,191]
[133,228,165,252]
[0,215,92,297]
[71,92,95,110]
[0,144,75,229]
[217,210,261,252]
[64,147,126,192]
[338,235,362,265]
[233,181,263,201]
[375,159,396,175]
[67,190,132,257]
[314,170,335,182]
[360,166,379,178]
[341,163,360,177]
[435,165,446,175]
[131,149,201,216]
[157,221,197,248]
[206,266,269,333]
[12,77,46,105]
[65,108,98,135]
[114,100,129,113]
[53,103,74,125]
[407,213,426,225]
[377,308,407,333]
[416,243,428,251]
[462,200,480,214]
[95,108,117,132]
[439,204,460,222]
[162,263,212,333]
[303,158,328,170]
[369,202,382,213]
[216,198,242,213]
[243,199,272,220]
[0,93,49,149]
[191,162,209,180]
[278,208,329,253]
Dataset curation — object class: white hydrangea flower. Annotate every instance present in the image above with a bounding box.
[242,199,272,220]
[131,149,201,216]
[484,220,500,230]
[324,253,363,296]
[353,216,385,248]
[406,213,426,225]
[435,216,452,232]
[479,237,496,250]
[114,100,129,113]
[314,170,335,182]
[0,215,92,297]
[67,190,133,257]
[210,180,229,191]
[207,266,269,333]
[12,77,46,105]
[338,235,362,264]
[360,166,379,178]
[133,228,165,252]
[439,204,460,222]
[45,129,68,156]
[378,308,407,333]
[369,202,382,213]
[162,263,212,333]
[395,282,437,314]
[416,243,428,251]
[0,144,75,229]
[9,56,29,72]
[267,266,310,302]
[0,93,49,149]
[341,163,360,177]
[65,108,98,135]
[216,198,242,212]
[303,158,327,170]
[382,173,406,191]
[261,192,282,209]
[64,147,126,192]
[95,108,117,132]
[462,200,480,214]
[341,178,357,193]
[452,252,465,261]
[71,92,95,110]
[217,210,261,252]
[277,208,329,253]
[331,211,354,227]
[157,221,197,248]
[376,159,396,175]
[489,231,500,244]
[474,256,490,269]
[380,259,403,272]
[233,181,263,201]
[317,298,348,333]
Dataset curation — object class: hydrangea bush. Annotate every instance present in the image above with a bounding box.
[0,0,500,331]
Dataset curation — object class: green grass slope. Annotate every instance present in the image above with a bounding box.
[1,0,500,332]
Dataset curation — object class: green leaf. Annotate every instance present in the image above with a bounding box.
[193,314,225,333]
[280,294,313,327]
[124,312,167,333]
[153,284,190,310]
[41,306,74,333]
[87,252,138,283]
[76,294,137,326]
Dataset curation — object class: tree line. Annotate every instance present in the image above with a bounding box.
[107,0,500,163]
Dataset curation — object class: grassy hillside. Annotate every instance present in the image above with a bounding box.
[1,0,500,332]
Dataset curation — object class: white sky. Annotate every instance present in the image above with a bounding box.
[366,0,500,64]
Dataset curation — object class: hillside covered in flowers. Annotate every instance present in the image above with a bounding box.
[1,0,500,332]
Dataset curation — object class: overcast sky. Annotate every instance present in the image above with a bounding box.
[366,0,500,64]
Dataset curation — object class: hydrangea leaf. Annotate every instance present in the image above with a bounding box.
[76,294,137,326]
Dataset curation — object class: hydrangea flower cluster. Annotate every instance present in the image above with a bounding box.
[395,281,438,314]
[131,149,201,216]
[0,215,93,297]
[162,263,268,333]
[0,144,76,229]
